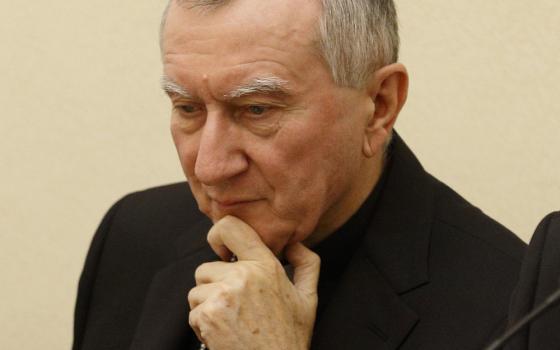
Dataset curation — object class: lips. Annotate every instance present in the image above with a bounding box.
[211,197,261,210]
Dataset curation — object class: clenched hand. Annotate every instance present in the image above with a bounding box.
[188,216,321,350]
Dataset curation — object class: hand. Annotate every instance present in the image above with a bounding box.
[188,215,320,350]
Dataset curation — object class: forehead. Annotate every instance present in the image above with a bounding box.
[162,0,325,94]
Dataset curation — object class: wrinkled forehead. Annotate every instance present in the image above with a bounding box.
[162,0,326,97]
[162,0,321,53]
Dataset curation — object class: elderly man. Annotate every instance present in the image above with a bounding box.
[73,1,526,349]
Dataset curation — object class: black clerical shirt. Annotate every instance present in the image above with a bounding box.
[197,156,389,349]
[312,158,390,321]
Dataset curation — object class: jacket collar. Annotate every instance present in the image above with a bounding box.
[311,132,434,349]
[132,132,435,350]
[168,132,434,293]
[364,132,434,294]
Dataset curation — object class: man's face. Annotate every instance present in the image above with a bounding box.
[162,0,373,254]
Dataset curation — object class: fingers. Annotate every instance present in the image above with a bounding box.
[195,261,232,284]
[191,261,239,309]
[188,306,204,344]
[188,283,216,310]
[188,284,230,346]
[207,215,275,262]
[284,243,320,297]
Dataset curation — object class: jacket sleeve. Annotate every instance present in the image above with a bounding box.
[72,198,124,350]
[505,211,560,350]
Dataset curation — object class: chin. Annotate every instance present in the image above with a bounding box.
[199,196,308,256]
[244,220,294,256]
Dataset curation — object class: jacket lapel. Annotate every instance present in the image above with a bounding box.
[312,248,419,350]
[313,133,435,349]
[130,133,434,350]
[364,133,434,295]
[129,218,215,350]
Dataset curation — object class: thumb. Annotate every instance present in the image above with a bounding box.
[284,243,321,297]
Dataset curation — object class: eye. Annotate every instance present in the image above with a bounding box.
[181,105,196,113]
[245,105,273,118]
[248,105,266,115]
[175,104,204,116]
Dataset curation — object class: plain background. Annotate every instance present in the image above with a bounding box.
[1,0,559,348]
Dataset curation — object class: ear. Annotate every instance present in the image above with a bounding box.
[362,63,409,158]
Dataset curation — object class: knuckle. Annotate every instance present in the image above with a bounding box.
[206,226,219,244]
[208,220,228,240]
[224,272,245,292]
[216,286,234,306]
[194,264,206,283]
[187,287,197,302]
[211,216,234,233]
[310,251,321,265]
[218,282,232,296]
[188,308,198,327]
[200,302,221,320]
[221,215,237,225]
[226,271,249,293]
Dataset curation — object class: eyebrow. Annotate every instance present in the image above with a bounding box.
[226,76,290,99]
[160,75,194,99]
[160,74,290,100]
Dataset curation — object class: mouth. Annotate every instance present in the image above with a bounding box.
[212,198,261,211]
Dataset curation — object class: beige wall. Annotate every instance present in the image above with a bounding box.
[0,1,558,348]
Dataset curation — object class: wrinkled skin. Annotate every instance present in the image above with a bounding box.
[161,0,408,348]
[188,216,320,350]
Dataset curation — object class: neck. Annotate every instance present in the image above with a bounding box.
[304,153,384,247]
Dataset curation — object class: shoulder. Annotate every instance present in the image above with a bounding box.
[97,182,208,264]
[530,211,560,249]
[113,181,201,223]
[426,176,525,323]
[517,211,560,297]
[74,183,208,349]
[429,175,526,265]
[401,176,527,347]
[507,211,560,349]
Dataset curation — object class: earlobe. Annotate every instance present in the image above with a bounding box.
[362,127,388,158]
[363,136,374,158]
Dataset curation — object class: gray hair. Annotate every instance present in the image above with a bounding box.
[161,0,399,89]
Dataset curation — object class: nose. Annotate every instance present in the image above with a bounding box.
[194,112,249,186]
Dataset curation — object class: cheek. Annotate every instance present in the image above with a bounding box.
[171,124,198,177]
[252,129,341,229]
[171,126,212,214]
[256,105,362,240]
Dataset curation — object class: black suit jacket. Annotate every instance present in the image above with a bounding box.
[73,134,526,350]
[505,211,560,350]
